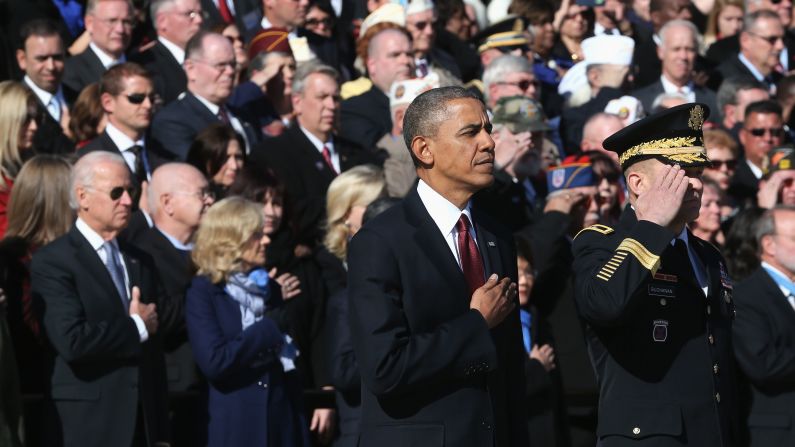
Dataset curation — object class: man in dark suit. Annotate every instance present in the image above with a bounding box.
[250,62,371,248]
[31,151,169,447]
[631,0,692,88]
[729,100,784,206]
[135,162,214,446]
[715,10,785,94]
[16,19,74,154]
[631,20,717,114]
[347,86,528,447]
[200,0,261,31]
[132,0,204,105]
[340,27,414,151]
[79,63,174,187]
[733,206,795,446]
[572,103,740,446]
[150,30,260,160]
[63,0,134,99]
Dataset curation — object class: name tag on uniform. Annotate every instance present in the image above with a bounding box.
[653,272,678,283]
[648,284,676,298]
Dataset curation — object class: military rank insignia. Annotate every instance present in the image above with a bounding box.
[652,319,669,342]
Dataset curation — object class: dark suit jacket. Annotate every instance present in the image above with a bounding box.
[150,91,260,160]
[200,0,261,34]
[133,227,200,392]
[572,208,740,446]
[30,226,169,447]
[630,79,718,114]
[130,41,187,105]
[340,85,391,151]
[63,46,106,101]
[632,29,662,89]
[185,275,310,447]
[325,288,361,447]
[707,31,795,71]
[30,94,75,155]
[728,160,760,207]
[733,266,795,447]
[248,125,371,246]
[77,130,174,186]
[714,55,781,90]
[347,186,529,447]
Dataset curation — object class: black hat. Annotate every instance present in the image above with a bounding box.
[471,16,527,48]
[603,103,711,170]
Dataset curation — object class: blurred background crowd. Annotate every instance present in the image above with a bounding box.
[0,0,795,445]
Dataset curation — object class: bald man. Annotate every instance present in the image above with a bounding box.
[581,113,623,165]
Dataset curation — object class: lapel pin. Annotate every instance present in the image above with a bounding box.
[487,241,496,247]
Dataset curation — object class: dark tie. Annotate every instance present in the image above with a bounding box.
[322,145,337,174]
[128,145,146,184]
[673,238,696,281]
[103,241,129,310]
[218,107,231,124]
[456,214,485,296]
[217,0,234,24]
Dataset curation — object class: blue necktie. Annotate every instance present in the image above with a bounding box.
[520,309,532,354]
[103,242,129,310]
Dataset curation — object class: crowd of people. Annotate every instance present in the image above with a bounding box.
[0,0,794,445]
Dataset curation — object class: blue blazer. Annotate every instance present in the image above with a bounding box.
[185,275,310,447]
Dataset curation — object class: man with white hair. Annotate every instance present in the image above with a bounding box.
[482,54,539,111]
[581,112,624,164]
[31,151,168,446]
[404,0,461,79]
[631,20,717,113]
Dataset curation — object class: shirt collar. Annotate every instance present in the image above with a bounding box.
[660,74,693,95]
[156,226,195,251]
[260,16,299,38]
[738,53,766,82]
[193,93,221,115]
[158,36,185,64]
[89,41,125,69]
[761,261,795,296]
[746,159,764,179]
[299,125,333,153]
[416,179,474,238]
[671,227,690,247]
[76,217,115,251]
[105,122,144,152]
[23,75,62,106]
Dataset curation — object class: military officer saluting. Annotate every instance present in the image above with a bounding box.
[572,103,739,446]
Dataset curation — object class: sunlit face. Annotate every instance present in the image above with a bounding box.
[693,184,721,233]
[240,229,270,269]
[18,105,38,151]
[77,162,134,235]
[766,209,795,274]
[17,34,65,93]
[262,189,284,235]
[742,17,785,72]
[222,24,248,68]
[86,0,133,56]
[406,9,435,55]
[158,0,203,47]
[212,139,244,187]
[659,25,696,84]
[186,35,236,104]
[103,75,155,136]
[739,112,784,166]
[367,30,414,93]
[171,171,214,229]
[717,5,744,37]
[265,0,309,28]
[560,5,589,39]
[293,72,340,138]
[517,255,534,306]
[778,171,795,206]
[702,146,736,191]
[305,5,333,38]
[530,20,555,54]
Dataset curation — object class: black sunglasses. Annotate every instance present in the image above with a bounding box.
[305,17,333,27]
[497,44,531,54]
[125,93,157,105]
[106,186,137,201]
[749,127,785,137]
[709,159,737,169]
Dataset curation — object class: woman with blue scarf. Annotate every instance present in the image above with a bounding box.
[186,197,310,447]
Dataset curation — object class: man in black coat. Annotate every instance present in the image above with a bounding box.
[572,103,740,446]
[250,63,372,248]
[131,0,204,105]
[63,0,134,99]
[347,86,528,447]
[733,206,795,447]
[150,30,260,160]
[31,151,169,447]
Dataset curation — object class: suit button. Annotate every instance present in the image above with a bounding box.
[660,298,667,306]
[632,427,640,436]
[715,393,721,403]
[713,364,719,375]
[481,421,492,430]
[708,334,714,345]
[706,305,712,315]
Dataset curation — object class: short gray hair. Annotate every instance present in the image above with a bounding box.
[658,19,700,49]
[70,151,127,210]
[482,55,533,102]
[291,61,339,95]
[403,86,483,166]
[755,205,795,247]
[744,9,781,34]
[150,0,178,25]
[651,91,689,112]
[86,0,134,16]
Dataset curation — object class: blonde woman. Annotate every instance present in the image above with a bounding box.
[0,81,41,238]
[317,165,386,294]
[187,197,310,447]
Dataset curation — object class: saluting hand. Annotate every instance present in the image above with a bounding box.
[634,164,689,231]
[470,275,517,328]
[129,286,158,335]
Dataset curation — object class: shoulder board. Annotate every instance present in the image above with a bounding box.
[574,224,614,240]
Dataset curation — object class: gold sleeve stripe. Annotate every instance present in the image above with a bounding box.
[616,238,661,274]
[574,224,614,239]
[597,273,610,281]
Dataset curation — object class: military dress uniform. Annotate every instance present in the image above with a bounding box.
[571,103,740,446]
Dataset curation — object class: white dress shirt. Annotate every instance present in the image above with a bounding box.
[75,217,148,342]
[158,36,185,64]
[104,122,149,179]
[416,179,479,270]
[193,93,251,152]
[89,41,126,69]
[23,75,66,122]
[746,159,764,180]
[299,126,340,173]
[660,75,695,103]
[761,261,795,311]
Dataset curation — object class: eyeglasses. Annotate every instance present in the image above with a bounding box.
[497,44,531,54]
[172,9,202,20]
[747,30,784,45]
[709,159,737,169]
[496,79,540,91]
[748,127,785,137]
[89,185,137,201]
[175,189,216,201]
[94,17,136,28]
[305,17,333,27]
[596,172,620,182]
[224,34,243,44]
[409,20,432,30]
[191,58,237,71]
[125,93,158,105]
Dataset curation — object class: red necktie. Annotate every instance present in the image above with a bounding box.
[456,214,485,295]
[217,107,231,124]
[217,0,234,24]
[322,145,337,174]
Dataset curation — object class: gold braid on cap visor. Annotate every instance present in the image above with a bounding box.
[618,136,708,166]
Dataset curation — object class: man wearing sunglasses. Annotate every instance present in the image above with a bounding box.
[404,0,461,80]
[730,100,786,205]
[31,151,169,447]
[79,63,173,192]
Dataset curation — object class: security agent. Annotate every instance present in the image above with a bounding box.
[572,103,740,446]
